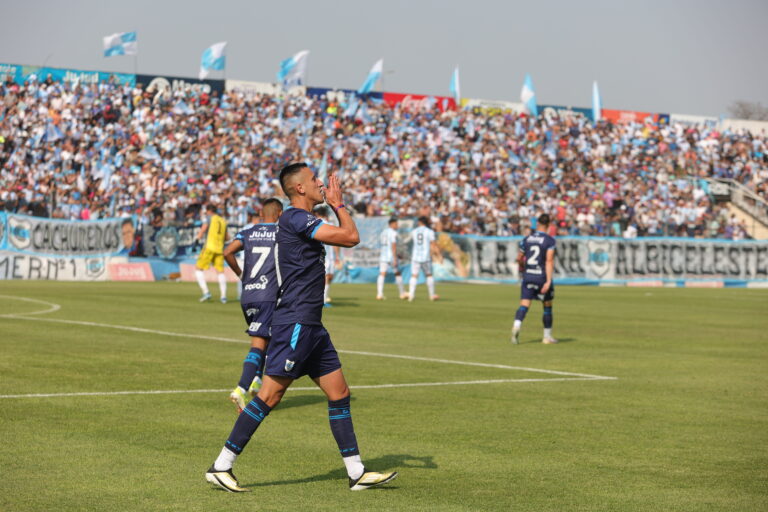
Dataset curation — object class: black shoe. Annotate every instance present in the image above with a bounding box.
[349,468,398,491]
[205,465,250,492]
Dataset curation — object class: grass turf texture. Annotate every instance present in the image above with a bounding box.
[0,281,766,511]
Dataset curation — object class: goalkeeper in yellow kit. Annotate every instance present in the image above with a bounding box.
[195,204,229,303]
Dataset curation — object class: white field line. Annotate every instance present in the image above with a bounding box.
[0,377,606,400]
[0,296,618,400]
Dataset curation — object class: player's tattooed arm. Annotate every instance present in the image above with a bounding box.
[315,174,360,248]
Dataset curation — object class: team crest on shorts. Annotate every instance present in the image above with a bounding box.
[284,359,295,372]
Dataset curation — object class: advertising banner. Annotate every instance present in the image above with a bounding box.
[305,87,383,102]
[0,251,110,281]
[136,73,225,96]
[225,79,305,97]
[0,63,135,86]
[601,109,669,125]
[0,212,134,257]
[383,92,456,112]
[108,262,155,282]
[460,98,525,114]
[540,104,594,122]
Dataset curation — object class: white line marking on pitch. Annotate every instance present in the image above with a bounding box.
[0,377,607,399]
[0,295,618,393]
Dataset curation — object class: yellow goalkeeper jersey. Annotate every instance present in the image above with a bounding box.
[205,214,227,252]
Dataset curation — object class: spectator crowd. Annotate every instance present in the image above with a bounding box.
[1,74,766,241]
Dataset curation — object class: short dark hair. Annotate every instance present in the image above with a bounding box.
[537,213,550,226]
[262,198,283,219]
[313,205,332,217]
[418,216,429,226]
[279,162,308,197]
[206,204,217,213]
[389,217,398,225]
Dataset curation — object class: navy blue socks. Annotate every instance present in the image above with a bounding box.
[225,396,271,455]
[237,347,264,390]
[328,396,359,457]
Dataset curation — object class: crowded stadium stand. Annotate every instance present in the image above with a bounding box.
[0,63,767,285]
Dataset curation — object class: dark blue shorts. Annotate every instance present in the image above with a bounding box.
[241,302,275,338]
[520,279,555,302]
[265,323,342,380]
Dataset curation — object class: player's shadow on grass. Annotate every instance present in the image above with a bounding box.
[325,299,359,308]
[274,394,328,411]
[242,453,437,488]
[521,337,576,344]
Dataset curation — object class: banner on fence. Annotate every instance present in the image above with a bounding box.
[0,212,134,257]
[0,251,110,281]
[337,221,768,285]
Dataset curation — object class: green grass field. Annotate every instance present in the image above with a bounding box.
[1,281,766,511]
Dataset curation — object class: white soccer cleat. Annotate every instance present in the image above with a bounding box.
[407,293,414,302]
[376,295,386,301]
[511,325,520,345]
[349,469,398,491]
[205,466,250,492]
[542,337,559,344]
[429,294,440,301]
[199,292,212,302]
[399,293,409,300]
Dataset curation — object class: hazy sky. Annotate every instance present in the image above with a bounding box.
[1,0,766,117]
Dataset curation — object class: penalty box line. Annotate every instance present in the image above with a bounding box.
[0,377,607,400]
[8,314,617,381]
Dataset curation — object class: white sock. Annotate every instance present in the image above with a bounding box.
[195,270,209,294]
[514,320,522,330]
[544,328,552,339]
[409,276,417,298]
[218,272,227,299]
[376,275,384,296]
[236,279,242,300]
[214,446,238,471]
[426,276,435,296]
[395,275,404,295]
[343,454,365,480]
[324,283,330,302]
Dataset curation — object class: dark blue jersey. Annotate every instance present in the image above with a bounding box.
[272,207,326,326]
[519,231,556,281]
[236,223,279,304]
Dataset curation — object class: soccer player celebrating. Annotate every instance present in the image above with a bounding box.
[512,213,557,344]
[376,217,407,300]
[195,204,229,303]
[206,163,398,492]
[407,216,438,302]
[222,198,283,413]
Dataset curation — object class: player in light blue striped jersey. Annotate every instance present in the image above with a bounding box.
[376,217,407,300]
[407,216,439,302]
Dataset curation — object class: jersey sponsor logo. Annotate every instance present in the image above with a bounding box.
[244,275,269,291]
[249,322,262,332]
[284,359,295,372]
[248,230,275,240]
[246,307,259,317]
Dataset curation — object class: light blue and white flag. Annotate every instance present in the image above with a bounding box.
[357,59,383,95]
[450,66,460,102]
[520,73,537,117]
[277,50,309,87]
[592,81,602,122]
[199,42,227,80]
[103,32,137,57]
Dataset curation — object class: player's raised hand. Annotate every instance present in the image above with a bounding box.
[325,173,344,209]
